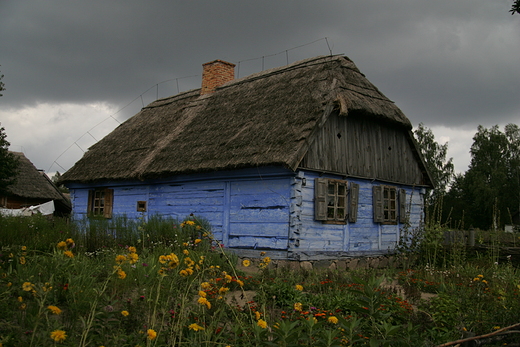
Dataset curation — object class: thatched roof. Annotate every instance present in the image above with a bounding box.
[6,152,71,208]
[61,55,414,184]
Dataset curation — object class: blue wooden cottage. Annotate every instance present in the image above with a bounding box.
[60,55,432,260]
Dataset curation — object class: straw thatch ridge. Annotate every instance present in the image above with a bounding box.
[60,55,413,184]
[5,152,70,206]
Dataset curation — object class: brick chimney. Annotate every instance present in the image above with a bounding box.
[201,60,236,95]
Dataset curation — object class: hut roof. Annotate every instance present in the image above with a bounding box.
[61,55,415,184]
[6,152,71,207]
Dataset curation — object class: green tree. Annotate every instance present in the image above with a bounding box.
[414,123,454,225]
[0,124,19,194]
[511,0,520,14]
[0,66,4,96]
[0,70,20,194]
[445,124,520,230]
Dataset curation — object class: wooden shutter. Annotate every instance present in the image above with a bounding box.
[103,189,114,219]
[373,185,384,223]
[399,188,407,223]
[314,178,328,221]
[349,182,359,223]
[87,190,94,216]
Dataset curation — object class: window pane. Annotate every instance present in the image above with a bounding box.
[327,207,335,218]
[338,197,345,208]
[338,184,346,196]
[328,183,336,195]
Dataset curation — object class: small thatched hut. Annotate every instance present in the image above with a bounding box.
[60,55,432,259]
[1,152,71,216]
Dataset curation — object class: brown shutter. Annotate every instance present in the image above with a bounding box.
[373,185,384,223]
[104,189,114,219]
[349,182,359,223]
[87,190,94,216]
[399,188,407,223]
[314,178,328,221]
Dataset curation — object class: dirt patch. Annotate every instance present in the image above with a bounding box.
[225,290,256,307]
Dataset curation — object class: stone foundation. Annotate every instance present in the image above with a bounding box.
[236,254,401,273]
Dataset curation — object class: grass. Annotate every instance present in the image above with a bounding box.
[1,214,520,346]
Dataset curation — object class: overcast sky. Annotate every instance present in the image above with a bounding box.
[1,1,519,177]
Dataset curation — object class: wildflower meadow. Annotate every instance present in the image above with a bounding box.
[1,214,520,346]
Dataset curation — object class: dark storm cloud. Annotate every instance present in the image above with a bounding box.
[0,0,519,173]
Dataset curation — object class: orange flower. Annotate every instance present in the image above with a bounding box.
[47,305,62,315]
[50,330,67,342]
[257,319,268,329]
[327,316,339,324]
[147,329,157,340]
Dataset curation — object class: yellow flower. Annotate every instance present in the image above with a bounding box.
[115,255,127,264]
[263,256,271,264]
[64,251,74,258]
[22,282,34,292]
[194,238,202,244]
[118,269,127,280]
[183,249,189,256]
[473,277,480,282]
[237,280,244,287]
[66,238,74,245]
[146,329,157,340]
[189,323,205,331]
[294,302,302,312]
[128,246,137,253]
[57,241,67,250]
[257,319,268,329]
[18,296,23,302]
[20,303,27,310]
[225,274,233,283]
[493,326,501,330]
[50,329,67,342]
[19,256,26,265]
[260,251,266,256]
[21,246,27,251]
[184,257,195,267]
[198,296,212,309]
[179,269,188,277]
[482,279,488,284]
[328,316,339,324]
[48,305,62,315]
[201,282,211,290]
[198,290,207,298]
[219,286,229,294]
[478,274,484,278]
[186,220,196,226]
[255,311,261,320]
[128,253,139,264]
[242,259,251,267]
[121,310,129,317]
[295,284,304,291]
[158,255,168,264]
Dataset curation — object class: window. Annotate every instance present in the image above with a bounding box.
[373,185,406,224]
[315,178,359,223]
[137,201,147,212]
[87,188,113,218]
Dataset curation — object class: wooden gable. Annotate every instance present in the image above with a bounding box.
[299,113,428,186]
